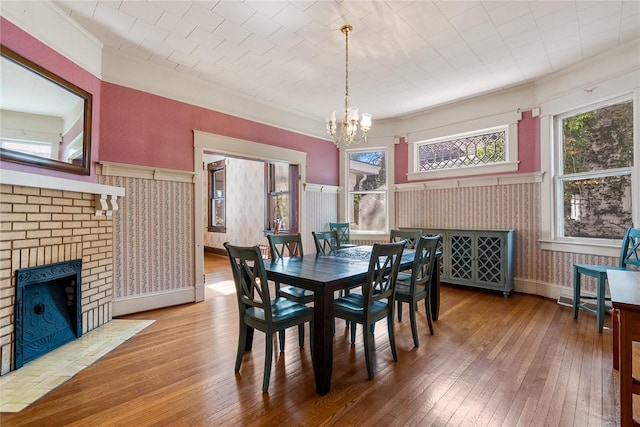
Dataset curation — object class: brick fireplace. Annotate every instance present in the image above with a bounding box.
[0,171,123,375]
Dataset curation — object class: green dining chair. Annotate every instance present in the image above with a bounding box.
[224,242,313,392]
[267,233,314,348]
[329,222,356,248]
[573,227,640,332]
[395,235,441,347]
[390,229,423,249]
[333,240,406,380]
[312,230,341,254]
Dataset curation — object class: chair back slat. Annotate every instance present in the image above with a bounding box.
[224,242,272,322]
[267,233,303,260]
[412,235,441,289]
[390,229,423,249]
[363,241,406,307]
[312,230,340,254]
[620,227,640,269]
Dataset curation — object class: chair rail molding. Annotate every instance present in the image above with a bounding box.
[97,161,196,183]
[395,171,545,192]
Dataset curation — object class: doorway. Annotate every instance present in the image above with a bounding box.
[193,131,307,302]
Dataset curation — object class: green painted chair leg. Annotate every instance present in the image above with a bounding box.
[573,265,580,319]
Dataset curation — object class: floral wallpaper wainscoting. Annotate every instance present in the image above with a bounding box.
[99,166,194,315]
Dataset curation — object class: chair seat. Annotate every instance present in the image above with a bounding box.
[396,272,412,282]
[246,297,313,326]
[395,281,427,301]
[574,264,627,275]
[334,293,388,318]
[279,285,314,304]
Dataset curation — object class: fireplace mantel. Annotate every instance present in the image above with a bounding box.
[0,169,125,216]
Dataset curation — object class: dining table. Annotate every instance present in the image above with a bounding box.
[263,245,441,395]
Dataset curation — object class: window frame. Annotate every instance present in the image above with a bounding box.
[541,90,639,256]
[264,163,299,234]
[407,112,519,181]
[344,146,389,235]
[554,96,634,240]
[207,160,226,233]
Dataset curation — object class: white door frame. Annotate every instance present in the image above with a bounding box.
[193,130,307,301]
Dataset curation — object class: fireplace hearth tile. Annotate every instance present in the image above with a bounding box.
[0,319,154,413]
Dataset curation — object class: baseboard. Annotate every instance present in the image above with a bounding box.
[204,246,226,256]
[514,278,567,300]
[113,288,196,316]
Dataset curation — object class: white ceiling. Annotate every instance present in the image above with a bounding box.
[52,0,639,121]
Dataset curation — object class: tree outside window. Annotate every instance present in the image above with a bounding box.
[558,99,633,239]
[347,149,387,233]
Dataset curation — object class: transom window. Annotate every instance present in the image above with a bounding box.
[555,97,634,240]
[417,126,507,171]
[407,118,518,181]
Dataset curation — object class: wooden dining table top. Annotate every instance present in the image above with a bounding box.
[265,245,416,292]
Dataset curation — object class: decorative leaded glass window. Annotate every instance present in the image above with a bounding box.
[417,127,507,171]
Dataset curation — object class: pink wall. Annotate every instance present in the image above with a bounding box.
[0,17,338,186]
[99,83,338,186]
[394,111,541,185]
[0,18,102,181]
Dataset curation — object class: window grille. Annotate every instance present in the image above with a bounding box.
[417,129,506,171]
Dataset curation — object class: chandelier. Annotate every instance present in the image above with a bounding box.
[326,25,372,147]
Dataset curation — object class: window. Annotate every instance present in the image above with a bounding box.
[416,127,507,171]
[2,139,53,159]
[347,149,387,233]
[555,98,634,240]
[407,110,520,181]
[207,160,226,232]
[265,163,298,233]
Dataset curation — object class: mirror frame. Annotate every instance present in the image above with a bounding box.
[0,44,92,175]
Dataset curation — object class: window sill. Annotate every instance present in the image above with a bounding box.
[407,161,519,181]
[351,231,388,241]
[540,239,621,258]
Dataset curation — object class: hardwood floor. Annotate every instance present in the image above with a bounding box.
[1,253,620,426]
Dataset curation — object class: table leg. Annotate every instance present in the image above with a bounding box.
[612,308,619,371]
[430,257,441,321]
[618,310,632,427]
[312,287,334,395]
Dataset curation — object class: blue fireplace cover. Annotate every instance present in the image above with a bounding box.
[15,259,82,369]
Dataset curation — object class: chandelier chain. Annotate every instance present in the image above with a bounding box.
[344,25,349,102]
[325,24,372,147]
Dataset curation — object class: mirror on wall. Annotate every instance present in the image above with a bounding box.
[0,45,92,175]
